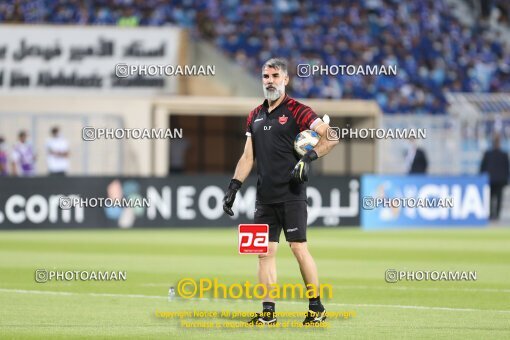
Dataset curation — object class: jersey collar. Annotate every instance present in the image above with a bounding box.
[262,93,290,112]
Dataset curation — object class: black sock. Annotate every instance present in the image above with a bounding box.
[309,296,325,312]
[262,301,275,314]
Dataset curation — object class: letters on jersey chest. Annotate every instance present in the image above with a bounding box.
[252,110,295,137]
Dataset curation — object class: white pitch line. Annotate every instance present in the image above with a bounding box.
[140,283,510,293]
[333,285,510,293]
[1,288,510,314]
[0,288,165,300]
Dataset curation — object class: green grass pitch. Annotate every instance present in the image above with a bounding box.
[1,227,509,339]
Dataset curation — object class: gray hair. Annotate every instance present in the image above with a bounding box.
[262,58,288,75]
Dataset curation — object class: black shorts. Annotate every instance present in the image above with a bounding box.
[254,200,307,243]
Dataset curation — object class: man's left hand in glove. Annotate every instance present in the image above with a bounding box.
[291,150,318,183]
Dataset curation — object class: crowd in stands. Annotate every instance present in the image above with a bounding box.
[0,0,509,114]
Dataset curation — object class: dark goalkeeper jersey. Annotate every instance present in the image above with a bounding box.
[246,94,321,204]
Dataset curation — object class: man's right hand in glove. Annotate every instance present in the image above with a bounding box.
[223,179,242,216]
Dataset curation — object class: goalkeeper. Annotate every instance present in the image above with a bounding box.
[222,58,338,325]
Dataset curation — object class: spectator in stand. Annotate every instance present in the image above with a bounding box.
[11,130,36,177]
[0,136,8,176]
[480,134,510,220]
[46,126,70,176]
[405,138,428,174]
[117,8,139,27]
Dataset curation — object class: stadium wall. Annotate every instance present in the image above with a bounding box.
[0,95,153,175]
[0,95,381,176]
[185,40,261,96]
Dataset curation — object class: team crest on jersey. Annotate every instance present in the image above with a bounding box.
[279,115,288,125]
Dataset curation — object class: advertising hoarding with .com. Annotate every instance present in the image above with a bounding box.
[0,175,360,229]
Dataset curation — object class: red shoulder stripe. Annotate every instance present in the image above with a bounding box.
[296,106,311,126]
[302,107,315,126]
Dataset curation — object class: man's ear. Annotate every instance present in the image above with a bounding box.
[284,75,289,86]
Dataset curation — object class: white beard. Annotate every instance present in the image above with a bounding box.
[263,83,285,101]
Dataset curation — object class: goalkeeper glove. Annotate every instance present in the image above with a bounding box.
[223,179,242,216]
[291,150,318,183]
